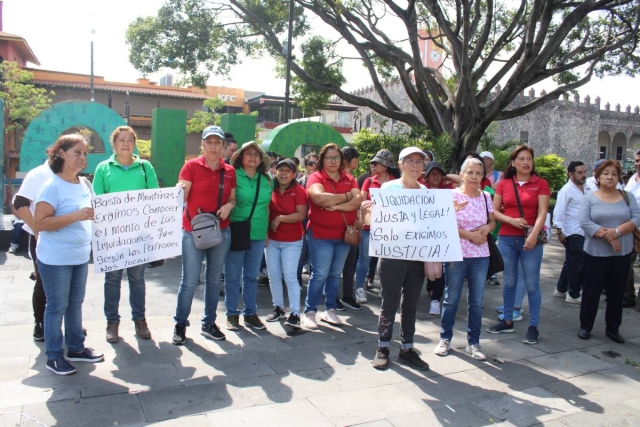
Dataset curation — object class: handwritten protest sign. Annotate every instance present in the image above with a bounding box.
[91,187,183,273]
[368,188,463,262]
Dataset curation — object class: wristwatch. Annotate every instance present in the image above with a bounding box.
[615,228,621,237]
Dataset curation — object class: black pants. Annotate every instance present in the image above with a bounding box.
[341,244,358,299]
[378,258,424,347]
[580,253,630,334]
[624,252,637,305]
[556,235,585,298]
[29,234,46,324]
[427,276,445,302]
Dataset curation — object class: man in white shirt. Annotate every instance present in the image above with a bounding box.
[553,161,588,305]
[623,149,640,309]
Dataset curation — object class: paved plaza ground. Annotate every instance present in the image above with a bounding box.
[1,239,640,426]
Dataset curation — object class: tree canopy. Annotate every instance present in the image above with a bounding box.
[126,0,640,165]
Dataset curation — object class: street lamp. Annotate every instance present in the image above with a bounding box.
[90,27,95,102]
[283,0,294,123]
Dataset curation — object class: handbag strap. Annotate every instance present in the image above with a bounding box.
[325,178,350,228]
[246,174,262,221]
[186,167,225,221]
[140,160,149,189]
[483,191,490,225]
[512,177,525,219]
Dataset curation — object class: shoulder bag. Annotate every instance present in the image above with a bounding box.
[326,179,360,245]
[619,190,640,253]
[188,168,225,250]
[230,174,261,251]
[512,178,547,245]
[483,192,504,279]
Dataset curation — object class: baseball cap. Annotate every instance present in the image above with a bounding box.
[276,159,297,172]
[399,147,427,161]
[593,159,606,171]
[370,149,396,168]
[425,161,446,177]
[202,125,225,141]
[479,151,494,161]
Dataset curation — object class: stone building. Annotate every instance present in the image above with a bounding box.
[348,82,640,171]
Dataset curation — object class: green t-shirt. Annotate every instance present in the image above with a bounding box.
[93,154,159,195]
[230,168,273,240]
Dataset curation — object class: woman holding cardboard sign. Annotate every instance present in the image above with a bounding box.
[34,134,104,375]
[433,158,495,361]
[93,126,159,343]
[366,147,430,372]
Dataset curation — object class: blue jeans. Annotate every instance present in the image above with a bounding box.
[499,236,543,326]
[224,239,266,316]
[305,231,351,313]
[104,264,146,323]
[355,229,371,288]
[37,260,88,360]
[175,229,230,326]
[441,257,489,345]
[514,261,525,309]
[265,239,303,315]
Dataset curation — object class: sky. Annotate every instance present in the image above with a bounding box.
[5,0,640,108]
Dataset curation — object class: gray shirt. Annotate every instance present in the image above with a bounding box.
[579,191,640,257]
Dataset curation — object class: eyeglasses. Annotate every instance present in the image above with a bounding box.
[403,159,424,167]
[306,161,317,166]
[325,156,341,163]
[244,151,262,158]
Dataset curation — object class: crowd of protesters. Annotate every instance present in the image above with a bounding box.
[11,124,640,376]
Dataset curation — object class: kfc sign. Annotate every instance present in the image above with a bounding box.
[217,94,237,102]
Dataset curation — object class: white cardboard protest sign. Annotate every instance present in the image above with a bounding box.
[91,187,183,273]
[368,188,463,262]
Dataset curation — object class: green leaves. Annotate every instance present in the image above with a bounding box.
[535,154,567,192]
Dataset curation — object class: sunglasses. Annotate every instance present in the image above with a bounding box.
[306,161,317,166]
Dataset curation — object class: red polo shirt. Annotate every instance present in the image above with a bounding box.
[496,175,550,236]
[307,170,359,240]
[361,174,397,231]
[179,156,236,232]
[268,182,308,242]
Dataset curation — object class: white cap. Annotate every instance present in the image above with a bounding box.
[479,151,494,161]
[399,147,427,160]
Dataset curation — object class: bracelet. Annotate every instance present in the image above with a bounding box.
[345,193,349,202]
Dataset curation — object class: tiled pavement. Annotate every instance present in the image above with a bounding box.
[1,239,640,426]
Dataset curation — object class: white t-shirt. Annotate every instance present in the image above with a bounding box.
[35,175,93,265]
[15,161,55,235]
[381,180,427,190]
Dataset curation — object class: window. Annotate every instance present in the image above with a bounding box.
[599,146,607,159]
[365,114,371,128]
[616,146,623,161]
[519,131,529,144]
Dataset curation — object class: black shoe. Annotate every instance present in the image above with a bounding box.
[284,313,301,329]
[33,323,44,341]
[201,323,225,341]
[335,298,346,311]
[65,348,104,363]
[341,296,362,310]
[606,330,625,344]
[577,329,590,340]
[623,299,636,308]
[523,326,539,345]
[487,320,514,334]
[266,306,286,322]
[173,324,187,345]
[46,356,76,376]
[372,347,390,370]
[397,348,430,371]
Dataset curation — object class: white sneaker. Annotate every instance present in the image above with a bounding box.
[320,309,343,326]
[429,300,441,315]
[434,339,451,356]
[355,288,368,303]
[553,290,567,297]
[302,312,318,330]
[565,295,582,305]
[465,344,487,361]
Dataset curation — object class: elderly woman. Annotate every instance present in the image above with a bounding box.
[173,126,235,345]
[302,143,362,329]
[265,159,308,328]
[225,141,273,331]
[93,126,159,343]
[357,149,397,302]
[369,147,430,371]
[578,160,640,343]
[434,158,495,360]
[34,134,104,375]
[487,145,550,345]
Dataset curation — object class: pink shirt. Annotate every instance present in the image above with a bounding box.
[453,189,493,258]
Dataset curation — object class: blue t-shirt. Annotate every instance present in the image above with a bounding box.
[36,175,93,265]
